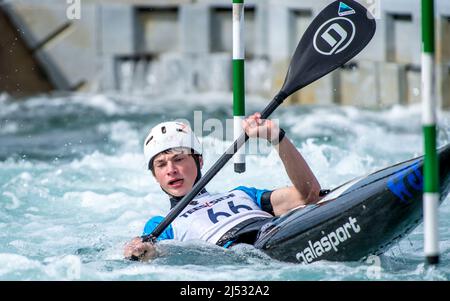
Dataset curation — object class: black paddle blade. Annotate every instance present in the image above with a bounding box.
[281,0,376,96]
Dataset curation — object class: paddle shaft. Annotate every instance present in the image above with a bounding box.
[143,91,288,242]
[141,0,377,243]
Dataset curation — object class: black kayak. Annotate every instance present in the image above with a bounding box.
[253,144,450,264]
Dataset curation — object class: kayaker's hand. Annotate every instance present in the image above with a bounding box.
[243,112,280,143]
[124,237,157,262]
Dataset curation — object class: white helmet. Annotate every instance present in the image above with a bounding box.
[143,121,202,169]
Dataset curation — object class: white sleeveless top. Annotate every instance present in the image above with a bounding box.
[143,187,273,245]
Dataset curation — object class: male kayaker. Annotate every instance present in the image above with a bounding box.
[124,112,322,261]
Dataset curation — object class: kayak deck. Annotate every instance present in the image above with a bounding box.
[254,144,450,263]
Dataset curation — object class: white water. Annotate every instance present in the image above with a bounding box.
[1,93,450,280]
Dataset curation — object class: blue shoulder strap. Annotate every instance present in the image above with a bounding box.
[233,186,271,208]
[142,216,174,241]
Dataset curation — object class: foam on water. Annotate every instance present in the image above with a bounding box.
[1,93,450,280]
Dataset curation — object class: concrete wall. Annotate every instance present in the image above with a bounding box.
[1,0,450,109]
[2,0,99,92]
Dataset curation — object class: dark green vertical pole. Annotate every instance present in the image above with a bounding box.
[421,0,439,265]
[233,0,246,173]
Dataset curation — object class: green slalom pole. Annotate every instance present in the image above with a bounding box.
[421,0,440,265]
[233,0,246,173]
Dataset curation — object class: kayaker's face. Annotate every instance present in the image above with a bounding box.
[153,149,201,197]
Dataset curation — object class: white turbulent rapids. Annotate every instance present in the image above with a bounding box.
[1,92,450,280]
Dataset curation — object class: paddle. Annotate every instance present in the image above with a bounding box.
[142,0,376,243]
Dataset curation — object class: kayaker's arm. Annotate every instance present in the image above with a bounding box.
[243,112,321,216]
[270,136,321,214]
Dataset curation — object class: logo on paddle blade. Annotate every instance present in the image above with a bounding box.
[313,17,356,56]
[338,2,356,16]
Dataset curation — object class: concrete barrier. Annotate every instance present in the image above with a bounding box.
[1,0,450,110]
